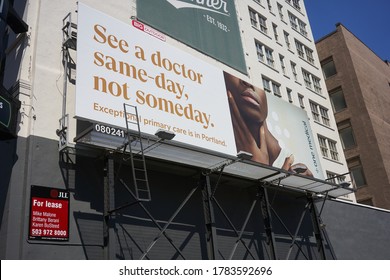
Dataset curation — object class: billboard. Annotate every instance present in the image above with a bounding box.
[75,3,323,178]
[136,0,247,74]
[76,2,237,156]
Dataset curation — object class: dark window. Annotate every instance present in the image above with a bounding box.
[348,157,367,188]
[321,58,337,78]
[338,120,356,149]
[330,88,347,112]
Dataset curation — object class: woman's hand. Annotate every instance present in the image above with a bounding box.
[282,155,313,177]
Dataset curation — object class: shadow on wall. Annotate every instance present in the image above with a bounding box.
[62,148,329,260]
[0,139,18,227]
[1,0,29,89]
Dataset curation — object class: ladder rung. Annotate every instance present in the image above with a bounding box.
[136,179,148,182]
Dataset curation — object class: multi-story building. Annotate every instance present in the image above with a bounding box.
[238,0,352,191]
[8,0,390,261]
[316,23,390,209]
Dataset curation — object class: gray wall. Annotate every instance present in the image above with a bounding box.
[317,199,390,259]
[1,135,390,259]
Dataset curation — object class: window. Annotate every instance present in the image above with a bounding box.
[338,120,356,149]
[302,69,322,94]
[259,14,268,33]
[326,171,346,184]
[298,20,307,37]
[295,39,315,64]
[292,0,301,11]
[318,136,339,161]
[330,88,347,112]
[321,58,337,78]
[302,70,312,88]
[279,55,286,75]
[291,61,298,81]
[328,140,339,161]
[310,101,330,126]
[249,9,258,27]
[249,9,268,34]
[265,47,274,67]
[272,24,279,42]
[288,12,298,30]
[262,78,271,93]
[310,101,320,122]
[263,76,281,97]
[285,0,301,10]
[277,3,284,21]
[272,82,281,97]
[305,48,314,64]
[288,11,307,37]
[255,41,274,68]
[287,88,293,103]
[318,136,328,158]
[284,31,291,49]
[348,157,367,188]
[312,76,322,93]
[298,94,305,108]
[267,0,273,12]
[320,107,330,126]
[295,40,305,59]
[255,41,264,62]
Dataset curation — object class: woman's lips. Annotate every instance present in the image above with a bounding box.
[241,89,260,106]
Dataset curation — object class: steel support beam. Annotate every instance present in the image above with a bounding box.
[201,174,218,260]
[103,156,116,259]
[259,186,278,260]
[308,195,326,260]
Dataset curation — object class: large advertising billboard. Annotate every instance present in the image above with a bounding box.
[136,0,247,74]
[75,3,323,178]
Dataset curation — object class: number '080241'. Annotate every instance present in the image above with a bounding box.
[94,124,125,138]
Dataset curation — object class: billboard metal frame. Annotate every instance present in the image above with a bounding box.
[101,150,345,260]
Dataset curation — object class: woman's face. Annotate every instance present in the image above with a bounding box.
[224,73,268,123]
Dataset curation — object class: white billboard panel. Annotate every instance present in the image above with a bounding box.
[76,3,237,156]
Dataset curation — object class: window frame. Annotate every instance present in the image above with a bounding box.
[329,87,347,112]
[321,58,337,79]
[338,120,357,149]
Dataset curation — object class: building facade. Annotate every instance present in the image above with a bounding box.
[316,23,390,209]
[6,0,388,261]
[237,0,352,189]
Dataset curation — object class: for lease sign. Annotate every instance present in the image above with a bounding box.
[28,185,70,241]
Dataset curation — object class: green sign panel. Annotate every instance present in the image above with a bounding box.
[136,0,247,74]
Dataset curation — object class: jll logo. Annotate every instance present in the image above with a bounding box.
[165,0,230,16]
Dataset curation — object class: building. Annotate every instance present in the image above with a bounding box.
[316,23,390,210]
[2,0,390,260]
[238,0,353,190]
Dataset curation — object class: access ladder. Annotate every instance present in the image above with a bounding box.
[123,103,151,201]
